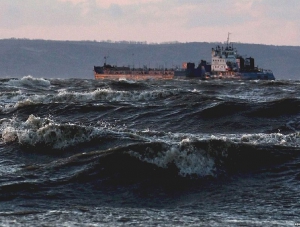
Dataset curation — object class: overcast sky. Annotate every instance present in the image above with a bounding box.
[1,0,299,46]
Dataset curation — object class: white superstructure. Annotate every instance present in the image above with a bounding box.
[211,33,239,73]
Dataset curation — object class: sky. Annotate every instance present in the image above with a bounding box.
[1,0,300,46]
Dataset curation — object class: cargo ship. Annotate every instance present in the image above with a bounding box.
[94,36,275,80]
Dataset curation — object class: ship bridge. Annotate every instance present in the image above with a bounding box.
[211,43,239,72]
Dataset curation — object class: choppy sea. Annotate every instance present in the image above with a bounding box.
[0,76,299,226]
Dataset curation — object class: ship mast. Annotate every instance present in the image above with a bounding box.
[104,55,109,66]
[226,32,231,49]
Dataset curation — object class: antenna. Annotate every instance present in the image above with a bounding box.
[227,32,231,48]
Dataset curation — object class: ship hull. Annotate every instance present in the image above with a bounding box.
[94,73,174,80]
[95,72,275,80]
[174,70,275,80]
[239,72,275,80]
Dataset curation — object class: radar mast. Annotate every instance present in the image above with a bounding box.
[104,55,109,65]
[226,32,231,49]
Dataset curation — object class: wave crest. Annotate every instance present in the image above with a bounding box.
[128,140,216,177]
[1,115,99,149]
[6,76,51,88]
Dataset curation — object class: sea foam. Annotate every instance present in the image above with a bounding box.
[0,115,145,150]
[6,76,51,88]
[129,139,216,177]
[1,115,100,149]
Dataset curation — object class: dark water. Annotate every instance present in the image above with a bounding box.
[0,76,299,226]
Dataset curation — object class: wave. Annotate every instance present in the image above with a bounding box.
[1,114,299,179]
[0,131,299,202]
[53,88,181,103]
[5,76,51,89]
[108,79,150,90]
[6,136,299,190]
[0,88,182,114]
[68,137,300,179]
[247,98,300,118]
[257,80,294,86]
[2,113,299,151]
[11,92,298,119]
[198,101,248,118]
[184,97,300,120]
[52,87,177,104]
[0,115,145,150]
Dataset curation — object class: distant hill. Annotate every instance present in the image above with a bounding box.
[0,39,299,80]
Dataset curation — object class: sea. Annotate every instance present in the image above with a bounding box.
[0,75,299,226]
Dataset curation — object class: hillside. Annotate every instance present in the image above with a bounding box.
[0,39,299,80]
